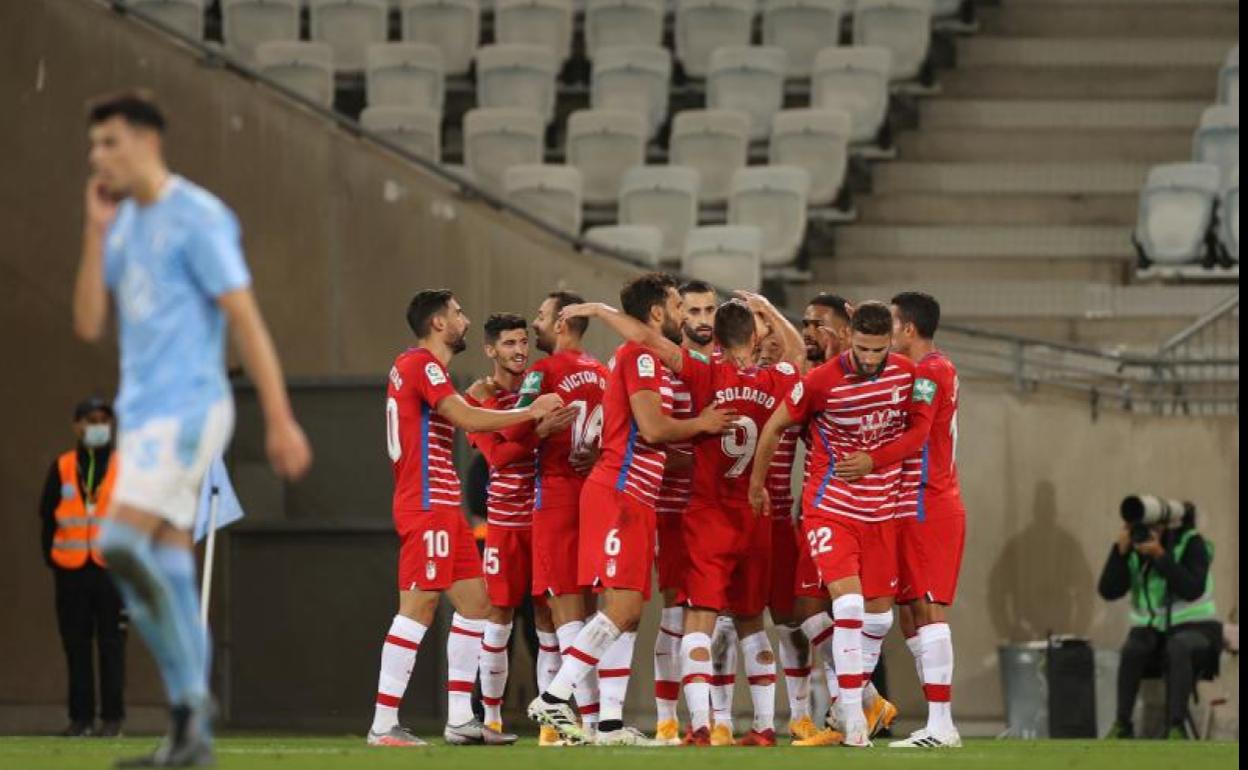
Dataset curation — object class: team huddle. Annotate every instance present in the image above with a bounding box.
[373,274,966,750]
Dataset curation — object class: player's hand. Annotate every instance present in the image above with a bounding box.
[1134,531,1165,560]
[748,480,770,518]
[835,451,874,482]
[535,405,578,438]
[569,444,600,476]
[696,404,738,435]
[266,418,313,481]
[1116,525,1133,555]
[528,392,564,420]
[465,376,500,403]
[84,175,120,233]
[558,302,611,322]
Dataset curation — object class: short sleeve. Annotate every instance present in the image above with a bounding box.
[411,355,458,409]
[621,346,663,396]
[185,208,251,298]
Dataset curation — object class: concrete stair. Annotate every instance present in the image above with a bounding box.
[857,194,1138,226]
[957,38,1230,68]
[920,100,1208,130]
[896,129,1193,162]
[872,163,1151,195]
[977,5,1239,38]
[938,67,1217,100]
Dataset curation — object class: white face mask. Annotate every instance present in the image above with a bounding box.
[83,424,112,448]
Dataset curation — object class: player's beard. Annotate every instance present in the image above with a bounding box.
[804,338,824,364]
[850,351,887,378]
[449,330,468,355]
[661,315,683,345]
[503,355,528,377]
[534,327,555,354]
[684,323,713,347]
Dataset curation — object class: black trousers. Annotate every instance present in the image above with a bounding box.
[54,564,127,723]
[1116,624,1216,728]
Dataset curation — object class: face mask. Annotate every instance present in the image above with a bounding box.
[83,424,112,448]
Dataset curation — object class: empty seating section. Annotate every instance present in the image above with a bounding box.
[584,224,665,265]
[309,0,388,73]
[1220,46,1239,107]
[566,110,649,205]
[852,0,931,82]
[463,108,545,193]
[668,110,749,206]
[360,105,442,161]
[769,109,851,207]
[706,46,787,142]
[1134,163,1221,265]
[256,41,335,107]
[812,47,892,144]
[504,164,584,232]
[124,0,206,39]
[401,0,479,77]
[591,46,672,139]
[222,0,299,64]
[761,0,846,79]
[674,0,755,79]
[476,44,559,124]
[683,225,763,292]
[583,0,665,59]
[366,43,444,111]
[728,166,810,267]
[1193,105,1239,185]
[495,0,574,64]
[618,166,701,262]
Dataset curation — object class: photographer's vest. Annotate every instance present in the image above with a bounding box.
[1128,530,1216,631]
[50,450,117,569]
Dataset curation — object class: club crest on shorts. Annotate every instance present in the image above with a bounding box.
[426,559,437,580]
[605,558,617,578]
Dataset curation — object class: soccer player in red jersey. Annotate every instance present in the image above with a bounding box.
[749,302,924,748]
[369,291,561,748]
[527,274,736,745]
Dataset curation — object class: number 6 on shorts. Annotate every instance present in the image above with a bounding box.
[604,528,621,556]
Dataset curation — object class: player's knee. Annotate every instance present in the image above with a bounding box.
[96,518,148,578]
[756,649,775,666]
[690,646,711,662]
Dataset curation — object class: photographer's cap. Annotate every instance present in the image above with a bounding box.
[73,396,115,421]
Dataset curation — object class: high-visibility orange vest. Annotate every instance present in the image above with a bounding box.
[50,450,117,569]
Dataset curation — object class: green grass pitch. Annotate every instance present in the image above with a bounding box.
[0,735,1236,770]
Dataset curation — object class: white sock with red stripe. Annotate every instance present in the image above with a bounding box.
[554,621,600,727]
[446,614,485,726]
[740,631,776,734]
[536,629,561,692]
[775,624,811,722]
[546,613,619,710]
[710,616,737,728]
[919,623,954,734]
[905,632,924,685]
[653,607,683,723]
[479,622,511,725]
[800,613,839,716]
[371,615,427,733]
[830,595,866,728]
[861,610,893,702]
[680,631,714,731]
[597,631,636,729]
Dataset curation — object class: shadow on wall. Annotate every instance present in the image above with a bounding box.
[989,480,1095,642]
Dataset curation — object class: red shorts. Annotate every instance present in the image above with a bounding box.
[794,518,826,599]
[533,502,581,597]
[768,515,799,616]
[484,525,536,608]
[577,484,613,589]
[656,513,687,601]
[395,506,482,591]
[803,515,898,600]
[683,501,771,617]
[580,479,656,599]
[897,504,966,605]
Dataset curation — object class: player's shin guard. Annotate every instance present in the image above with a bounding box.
[151,544,209,704]
[536,630,562,693]
[710,616,738,727]
[799,612,839,709]
[547,613,620,707]
[480,622,513,726]
[740,631,776,733]
[555,621,599,724]
[447,614,486,726]
[861,610,894,682]
[905,633,924,685]
[775,624,811,722]
[597,631,636,729]
[680,632,714,731]
[919,623,954,734]
[830,595,866,727]
[370,614,428,733]
[654,607,683,723]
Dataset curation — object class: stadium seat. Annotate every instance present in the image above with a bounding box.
[674,0,756,79]
[123,0,205,40]
[761,0,847,79]
[565,110,649,206]
[812,46,892,144]
[360,106,442,161]
[1221,169,1239,260]
[309,0,389,73]
[584,224,665,265]
[682,225,763,292]
[769,109,851,207]
[1133,163,1221,265]
[475,44,560,125]
[495,0,575,64]
[591,45,672,139]
[852,0,932,82]
[1219,46,1238,107]
[706,46,788,142]
[221,0,300,64]
[727,165,810,267]
[618,166,701,261]
[255,41,336,107]
[668,109,750,205]
[365,44,444,110]
[1193,105,1239,186]
[503,164,584,233]
[463,108,546,194]
[400,0,480,77]
[584,0,665,60]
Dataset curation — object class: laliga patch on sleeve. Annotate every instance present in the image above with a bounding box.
[637,353,656,378]
[790,381,804,404]
[775,361,796,376]
[520,370,544,394]
[913,377,937,404]
[425,361,447,386]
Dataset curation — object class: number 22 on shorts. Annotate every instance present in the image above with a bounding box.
[807,526,832,557]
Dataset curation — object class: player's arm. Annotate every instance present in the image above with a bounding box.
[438,392,562,433]
[835,373,937,481]
[748,406,799,516]
[560,302,685,373]
[737,291,806,370]
[630,391,735,444]
[473,407,577,467]
[73,178,118,342]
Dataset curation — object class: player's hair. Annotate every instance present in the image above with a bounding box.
[406,289,455,338]
[808,292,852,324]
[850,301,893,337]
[679,279,716,298]
[86,90,166,133]
[547,290,588,336]
[713,299,756,349]
[484,313,527,344]
[620,272,678,322]
[891,291,941,340]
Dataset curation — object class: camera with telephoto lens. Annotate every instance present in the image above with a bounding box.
[1120,495,1189,543]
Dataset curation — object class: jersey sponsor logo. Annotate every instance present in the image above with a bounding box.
[860,409,904,444]
[790,382,804,404]
[520,370,544,394]
[637,353,656,378]
[774,362,796,376]
[913,378,937,404]
[425,361,447,386]
[389,366,404,392]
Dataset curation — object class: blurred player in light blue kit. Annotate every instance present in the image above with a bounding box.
[74,91,312,768]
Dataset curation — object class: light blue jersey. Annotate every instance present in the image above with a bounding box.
[104,175,251,431]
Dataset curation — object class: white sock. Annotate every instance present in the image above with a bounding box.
[905,633,924,685]
[822,656,839,710]
[775,624,811,722]
[654,607,683,723]
[710,616,738,727]
[830,595,866,727]
[680,631,714,731]
[556,621,598,722]
[547,613,620,706]
[919,623,955,734]
[536,629,561,692]
[371,615,427,733]
[740,631,776,733]
[447,614,486,726]
[861,610,893,708]
[480,622,512,725]
[800,612,840,713]
[598,631,637,725]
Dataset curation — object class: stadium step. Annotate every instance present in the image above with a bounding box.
[937,67,1218,100]
[977,5,1240,38]
[856,193,1139,226]
[812,255,1127,285]
[872,162,1150,195]
[833,225,1134,259]
[919,99,1209,130]
[896,129,1192,163]
[956,38,1230,68]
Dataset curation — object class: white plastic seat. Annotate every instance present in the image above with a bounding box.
[769,109,851,206]
[682,225,763,292]
[504,164,584,233]
[360,106,442,161]
[400,0,480,77]
[761,0,846,79]
[674,0,756,79]
[706,46,788,142]
[365,44,445,110]
[852,0,931,82]
[1219,46,1238,107]
[1193,105,1239,185]
[475,44,560,125]
[584,224,665,265]
[1134,163,1221,264]
[221,0,300,64]
[463,108,546,193]
[727,165,810,267]
[255,41,336,107]
[619,166,701,260]
[668,109,750,205]
[565,110,649,206]
[125,0,206,39]
[309,0,388,72]
[495,0,575,64]
[584,0,665,59]
[591,46,672,139]
[1221,169,1239,260]
[812,46,892,144]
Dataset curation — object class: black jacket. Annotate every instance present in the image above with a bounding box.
[1097,527,1212,605]
[39,444,114,569]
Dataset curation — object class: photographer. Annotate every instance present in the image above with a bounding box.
[1097,498,1219,739]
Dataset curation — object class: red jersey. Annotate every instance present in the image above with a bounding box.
[467,389,536,528]
[786,352,921,523]
[387,347,462,512]
[656,369,694,516]
[588,341,673,509]
[681,351,801,508]
[767,425,801,518]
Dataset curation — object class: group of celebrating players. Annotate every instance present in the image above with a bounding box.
[372,273,966,750]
